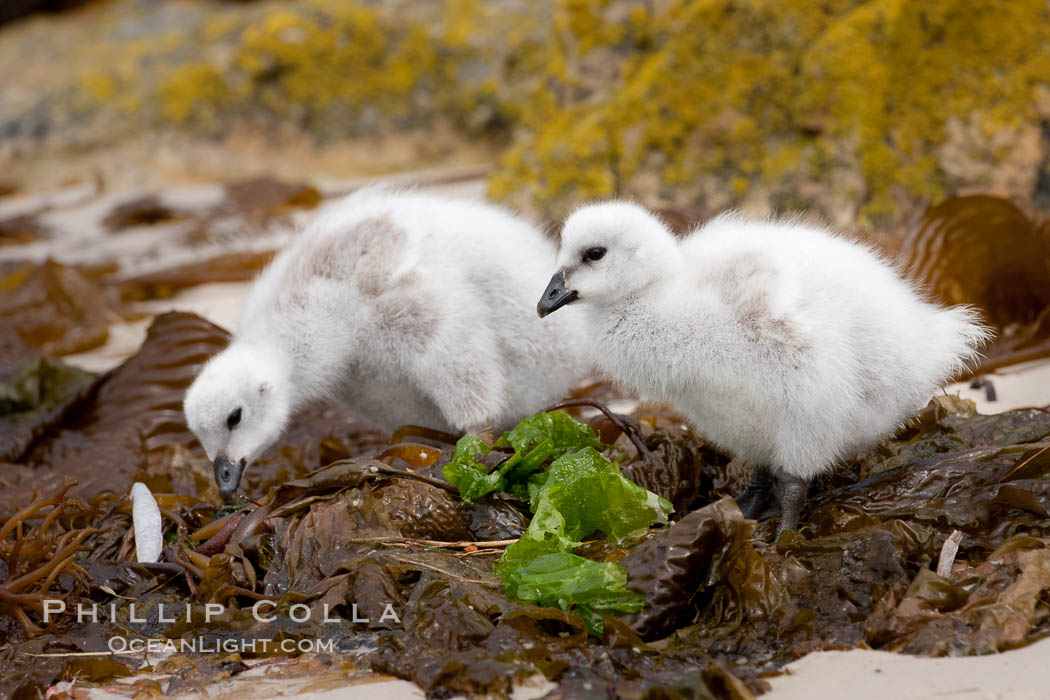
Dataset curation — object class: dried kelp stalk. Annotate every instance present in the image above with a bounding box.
[0,483,95,636]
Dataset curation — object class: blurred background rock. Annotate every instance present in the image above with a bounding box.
[1,0,1048,230]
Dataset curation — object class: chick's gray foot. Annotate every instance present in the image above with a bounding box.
[735,464,778,521]
[775,473,809,537]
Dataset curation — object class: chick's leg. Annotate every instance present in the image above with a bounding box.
[775,473,809,537]
[735,464,777,520]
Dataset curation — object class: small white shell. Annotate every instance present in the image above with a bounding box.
[130,482,163,563]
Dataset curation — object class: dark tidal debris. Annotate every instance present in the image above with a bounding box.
[2,190,1050,698]
[3,325,1049,696]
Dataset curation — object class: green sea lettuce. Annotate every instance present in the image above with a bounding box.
[497,447,672,634]
[443,412,672,634]
[442,411,603,503]
[442,435,503,503]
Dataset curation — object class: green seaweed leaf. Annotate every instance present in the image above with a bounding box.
[443,412,671,634]
[496,446,672,635]
[442,411,604,503]
[527,447,673,545]
[442,435,502,503]
[498,410,603,455]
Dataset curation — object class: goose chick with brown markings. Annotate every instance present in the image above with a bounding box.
[538,202,990,536]
[184,188,589,496]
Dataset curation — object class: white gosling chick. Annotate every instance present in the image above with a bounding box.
[537,202,991,536]
[184,188,589,496]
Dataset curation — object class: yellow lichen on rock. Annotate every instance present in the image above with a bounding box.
[80,71,116,102]
[490,0,1050,228]
[211,4,436,118]
[160,63,229,125]
[14,0,1049,228]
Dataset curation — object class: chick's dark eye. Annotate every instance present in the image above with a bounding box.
[583,247,606,262]
[226,407,242,430]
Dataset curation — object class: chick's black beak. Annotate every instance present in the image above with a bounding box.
[537,270,579,318]
[213,455,246,497]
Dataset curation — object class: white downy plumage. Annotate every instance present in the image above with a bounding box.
[537,201,991,535]
[184,188,589,496]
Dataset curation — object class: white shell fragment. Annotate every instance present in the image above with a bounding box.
[130,482,163,563]
[936,529,964,578]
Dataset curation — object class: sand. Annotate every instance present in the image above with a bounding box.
[766,636,1050,700]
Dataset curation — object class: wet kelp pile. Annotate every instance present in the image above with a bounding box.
[1,190,1049,698]
[1,307,1049,698]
